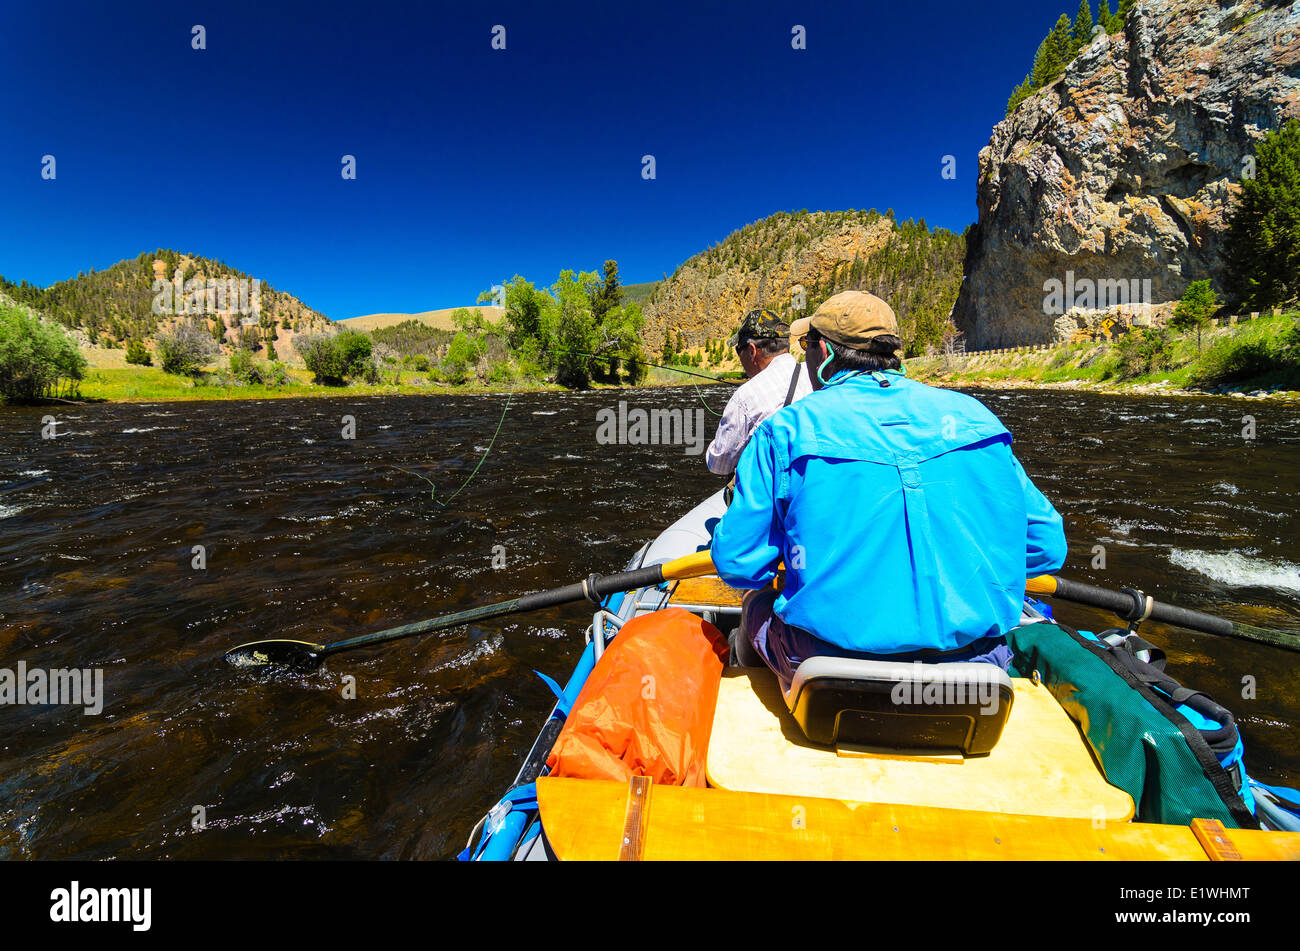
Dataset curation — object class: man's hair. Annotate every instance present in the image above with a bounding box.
[748,336,789,357]
[806,327,902,373]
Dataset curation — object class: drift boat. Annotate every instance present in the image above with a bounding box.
[462,491,1300,861]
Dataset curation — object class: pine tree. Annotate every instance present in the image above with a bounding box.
[591,259,622,326]
[1225,119,1300,310]
[1028,30,1060,89]
[1047,14,1075,75]
[1073,1,1094,55]
[1171,280,1219,351]
[1098,0,1115,33]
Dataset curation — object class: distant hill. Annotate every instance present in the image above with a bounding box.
[338,306,505,332]
[621,282,659,307]
[643,209,967,357]
[0,250,333,363]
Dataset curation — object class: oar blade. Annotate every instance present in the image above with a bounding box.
[224,639,325,671]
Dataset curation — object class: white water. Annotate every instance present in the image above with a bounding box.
[1168,549,1300,596]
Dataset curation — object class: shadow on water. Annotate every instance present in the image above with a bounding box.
[0,386,1297,857]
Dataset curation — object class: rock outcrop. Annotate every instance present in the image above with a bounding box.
[954,0,1300,348]
[643,210,964,352]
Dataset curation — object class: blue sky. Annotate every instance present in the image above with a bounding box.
[1,0,1071,319]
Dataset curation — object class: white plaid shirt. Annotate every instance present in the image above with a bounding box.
[705,352,812,475]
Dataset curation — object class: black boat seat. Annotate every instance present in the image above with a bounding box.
[787,657,1015,756]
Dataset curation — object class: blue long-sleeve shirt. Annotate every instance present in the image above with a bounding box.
[711,369,1067,654]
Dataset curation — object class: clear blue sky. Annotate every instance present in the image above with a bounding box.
[1,0,1068,319]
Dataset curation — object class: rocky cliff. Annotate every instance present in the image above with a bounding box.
[954,0,1300,348]
[643,209,965,354]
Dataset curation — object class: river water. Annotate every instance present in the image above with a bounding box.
[1,385,1297,859]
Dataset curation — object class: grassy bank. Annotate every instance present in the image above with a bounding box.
[910,312,1300,399]
[66,363,728,403]
[72,366,565,402]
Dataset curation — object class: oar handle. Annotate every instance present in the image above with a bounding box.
[1027,575,1300,651]
[1028,575,1233,637]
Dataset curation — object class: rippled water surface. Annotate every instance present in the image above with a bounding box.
[1,386,1298,858]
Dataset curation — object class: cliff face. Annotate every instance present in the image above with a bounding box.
[642,210,965,353]
[954,0,1300,348]
[643,211,894,349]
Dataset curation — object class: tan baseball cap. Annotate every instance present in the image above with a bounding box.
[789,316,811,351]
[809,291,898,348]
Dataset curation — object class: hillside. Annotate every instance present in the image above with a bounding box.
[955,0,1300,348]
[339,306,504,332]
[642,209,966,357]
[0,250,333,364]
[621,282,659,307]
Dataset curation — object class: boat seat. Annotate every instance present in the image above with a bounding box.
[788,657,1015,756]
[707,668,1135,821]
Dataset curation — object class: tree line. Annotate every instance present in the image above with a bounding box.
[1006,1,1134,116]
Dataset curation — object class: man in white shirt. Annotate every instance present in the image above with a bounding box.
[705,309,812,476]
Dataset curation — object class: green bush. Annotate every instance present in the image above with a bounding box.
[0,305,87,402]
[1189,321,1300,386]
[1112,328,1176,380]
[265,361,290,386]
[227,350,262,384]
[442,331,483,383]
[156,322,218,375]
[296,329,373,385]
[124,339,152,366]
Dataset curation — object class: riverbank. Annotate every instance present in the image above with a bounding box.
[60,363,735,403]
[909,312,1300,401]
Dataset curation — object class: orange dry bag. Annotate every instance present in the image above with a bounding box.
[545,607,729,787]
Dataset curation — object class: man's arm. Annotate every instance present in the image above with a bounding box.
[704,391,753,476]
[711,427,783,589]
[1011,453,1068,575]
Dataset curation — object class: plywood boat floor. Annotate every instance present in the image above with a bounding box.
[669,575,746,608]
[707,668,1135,822]
[536,777,1300,860]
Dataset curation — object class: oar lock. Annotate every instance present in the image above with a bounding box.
[581,573,604,604]
[1117,586,1156,632]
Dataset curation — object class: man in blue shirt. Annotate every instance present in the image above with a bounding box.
[711,291,1067,695]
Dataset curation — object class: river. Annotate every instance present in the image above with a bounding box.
[1,385,1297,858]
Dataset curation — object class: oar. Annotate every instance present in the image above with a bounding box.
[1027,575,1300,652]
[224,550,717,671]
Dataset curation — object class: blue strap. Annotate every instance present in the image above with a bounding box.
[534,669,573,717]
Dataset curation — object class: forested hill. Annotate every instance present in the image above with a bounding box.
[0,250,331,354]
[642,209,966,357]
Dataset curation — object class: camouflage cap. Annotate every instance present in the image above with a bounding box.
[728,309,790,348]
[809,291,898,348]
